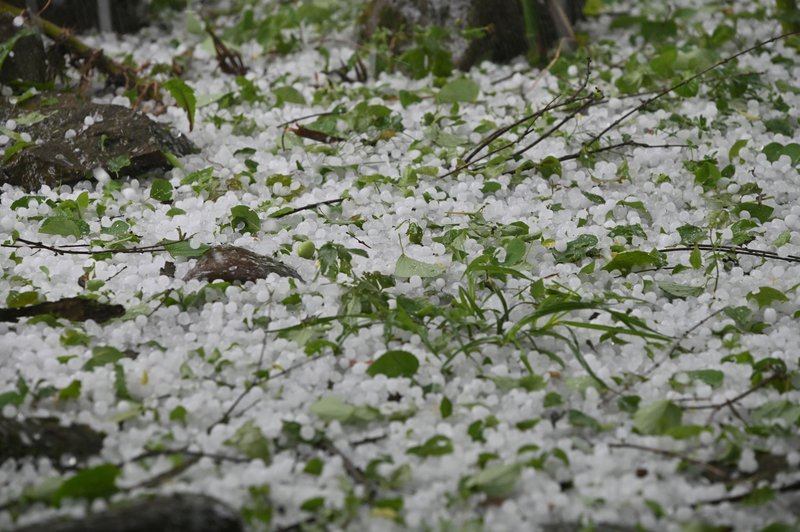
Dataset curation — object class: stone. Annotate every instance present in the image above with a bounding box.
[15,493,244,532]
[0,12,48,85]
[0,93,198,191]
[184,245,303,284]
[0,416,104,470]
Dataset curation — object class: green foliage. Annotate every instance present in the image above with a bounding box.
[53,464,120,506]
[83,346,126,370]
[394,254,446,278]
[163,78,197,131]
[553,235,599,263]
[435,78,480,104]
[163,240,210,258]
[225,420,272,463]
[229,205,261,235]
[366,350,419,378]
[633,400,683,435]
[150,178,173,202]
[407,435,453,457]
[747,286,789,308]
[603,250,665,275]
[310,396,382,425]
[463,463,521,499]
[398,26,454,79]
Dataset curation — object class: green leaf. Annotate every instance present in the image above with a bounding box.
[225,420,271,463]
[367,350,419,378]
[729,139,748,162]
[552,234,599,263]
[734,202,773,223]
[169,405,188,424]
[568,409,604,432]
[394,254,445,278]
[163,241,210,258]
[100,220,130,236]
[39,217,83,238]
[83,346,126,370]
[747,286,789,308]
[764,118,794,136]
[300,496,325,512]
[677,224,705,245]
[272,86,306,106]
[6,290,41,308]
[60,328,91,347]
[690,244,702,269]
[464,463,521,498]
[113,364,132,400]
[399,89,422,107]
[763,142,800,165]
[633,400,683,435]
[58,380,82,400]
[230,205,261,234]
[536,156,562,179]
[658,281,704,299]
[688,159,721,190]
[435,78,480,104]
[640,19,677,42]
[502,238,527,266]
[771,230,791,248]
[406,223,423,245]
[309,396,354,422]
[486,374,545,392]
[106,155,131,175]
[163,78,197,131]
[440,396,453,418]
[407,435,453,457]
[686,369,724,388]
[52,464,120,506]
[608,224,647,243]
[309,396,382,425]
[150,178,173,202]
[603,250,664,275]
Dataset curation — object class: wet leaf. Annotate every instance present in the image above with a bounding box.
[164,78,197,131]
[633,400,683,435]
[394,254,446,278]
[436,77,479,104]
[367,350,419,378]
[407,435,453,457]
[52,464,120,506]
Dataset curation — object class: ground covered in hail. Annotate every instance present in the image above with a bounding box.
[1,0,800,530]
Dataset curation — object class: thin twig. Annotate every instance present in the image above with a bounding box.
[272,198,345,218]
[2,237,188,256]
[558,141,690,161]
[609,442,729,480]
[659,244,800,264]
[695,478,800,507]
[583,31,800,150]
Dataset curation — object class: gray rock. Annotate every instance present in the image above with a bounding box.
[15,493,244,532]
[0,416,104,470]
[185,245,303,284]
[0,12,48,85]
[0,94,197,191]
